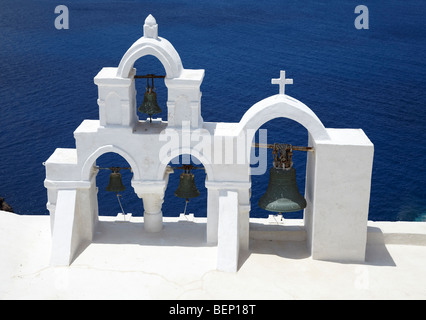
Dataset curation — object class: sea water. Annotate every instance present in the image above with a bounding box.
[1,0,425,221]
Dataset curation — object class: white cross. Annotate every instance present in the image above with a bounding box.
[271,70,293,95]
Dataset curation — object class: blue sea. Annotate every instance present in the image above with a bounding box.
[1,0,425,221]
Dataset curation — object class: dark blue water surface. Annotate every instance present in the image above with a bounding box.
[1,0,425,221]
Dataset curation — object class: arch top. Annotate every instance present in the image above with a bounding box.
[238,94,330,142]
[116,15,183,79]
[143,14,158,39]
[81,145,142,182]
[155,147,214,182]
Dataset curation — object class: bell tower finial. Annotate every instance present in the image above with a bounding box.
[144,14,158,39]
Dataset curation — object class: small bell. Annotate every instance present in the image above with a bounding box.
[138,77,162,122]
[106,169,126,193]
[175,167,200,201]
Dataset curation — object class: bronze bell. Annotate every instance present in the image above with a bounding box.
[258,166,306,213]
[138,78,162,122]
[106,170,126,193]
[175,172,200,201]
[258,144,306,213]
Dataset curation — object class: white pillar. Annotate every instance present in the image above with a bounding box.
[133,180,168,233]
[305,129,374,262]
[78,178,99,240]
[141,193,164,232]
[206,187,219,244]
[51,189,79,266]
[238,206,250,252]
[94,67,137,129]
[217,189,240,272]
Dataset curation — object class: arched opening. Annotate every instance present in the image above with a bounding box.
[116,36,183,79]
[250,117,309,220]
[238,95,328,224]
[162,154,208,218]
[95,152,142,217]
[133,55,168,122]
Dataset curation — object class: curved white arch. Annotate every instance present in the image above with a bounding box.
[116,37,183,79]
[238,94,330,142]
[81,145,141,181]
[155,147,214,181]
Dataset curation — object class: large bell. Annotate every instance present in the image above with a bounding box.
[175,172,200,200]
[138,87,162,120]
[106,171,126,193]
[258,167,306,213]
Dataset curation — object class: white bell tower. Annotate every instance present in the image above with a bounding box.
[45,15,374,272]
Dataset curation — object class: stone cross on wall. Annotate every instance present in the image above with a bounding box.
[272,70,293,95]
